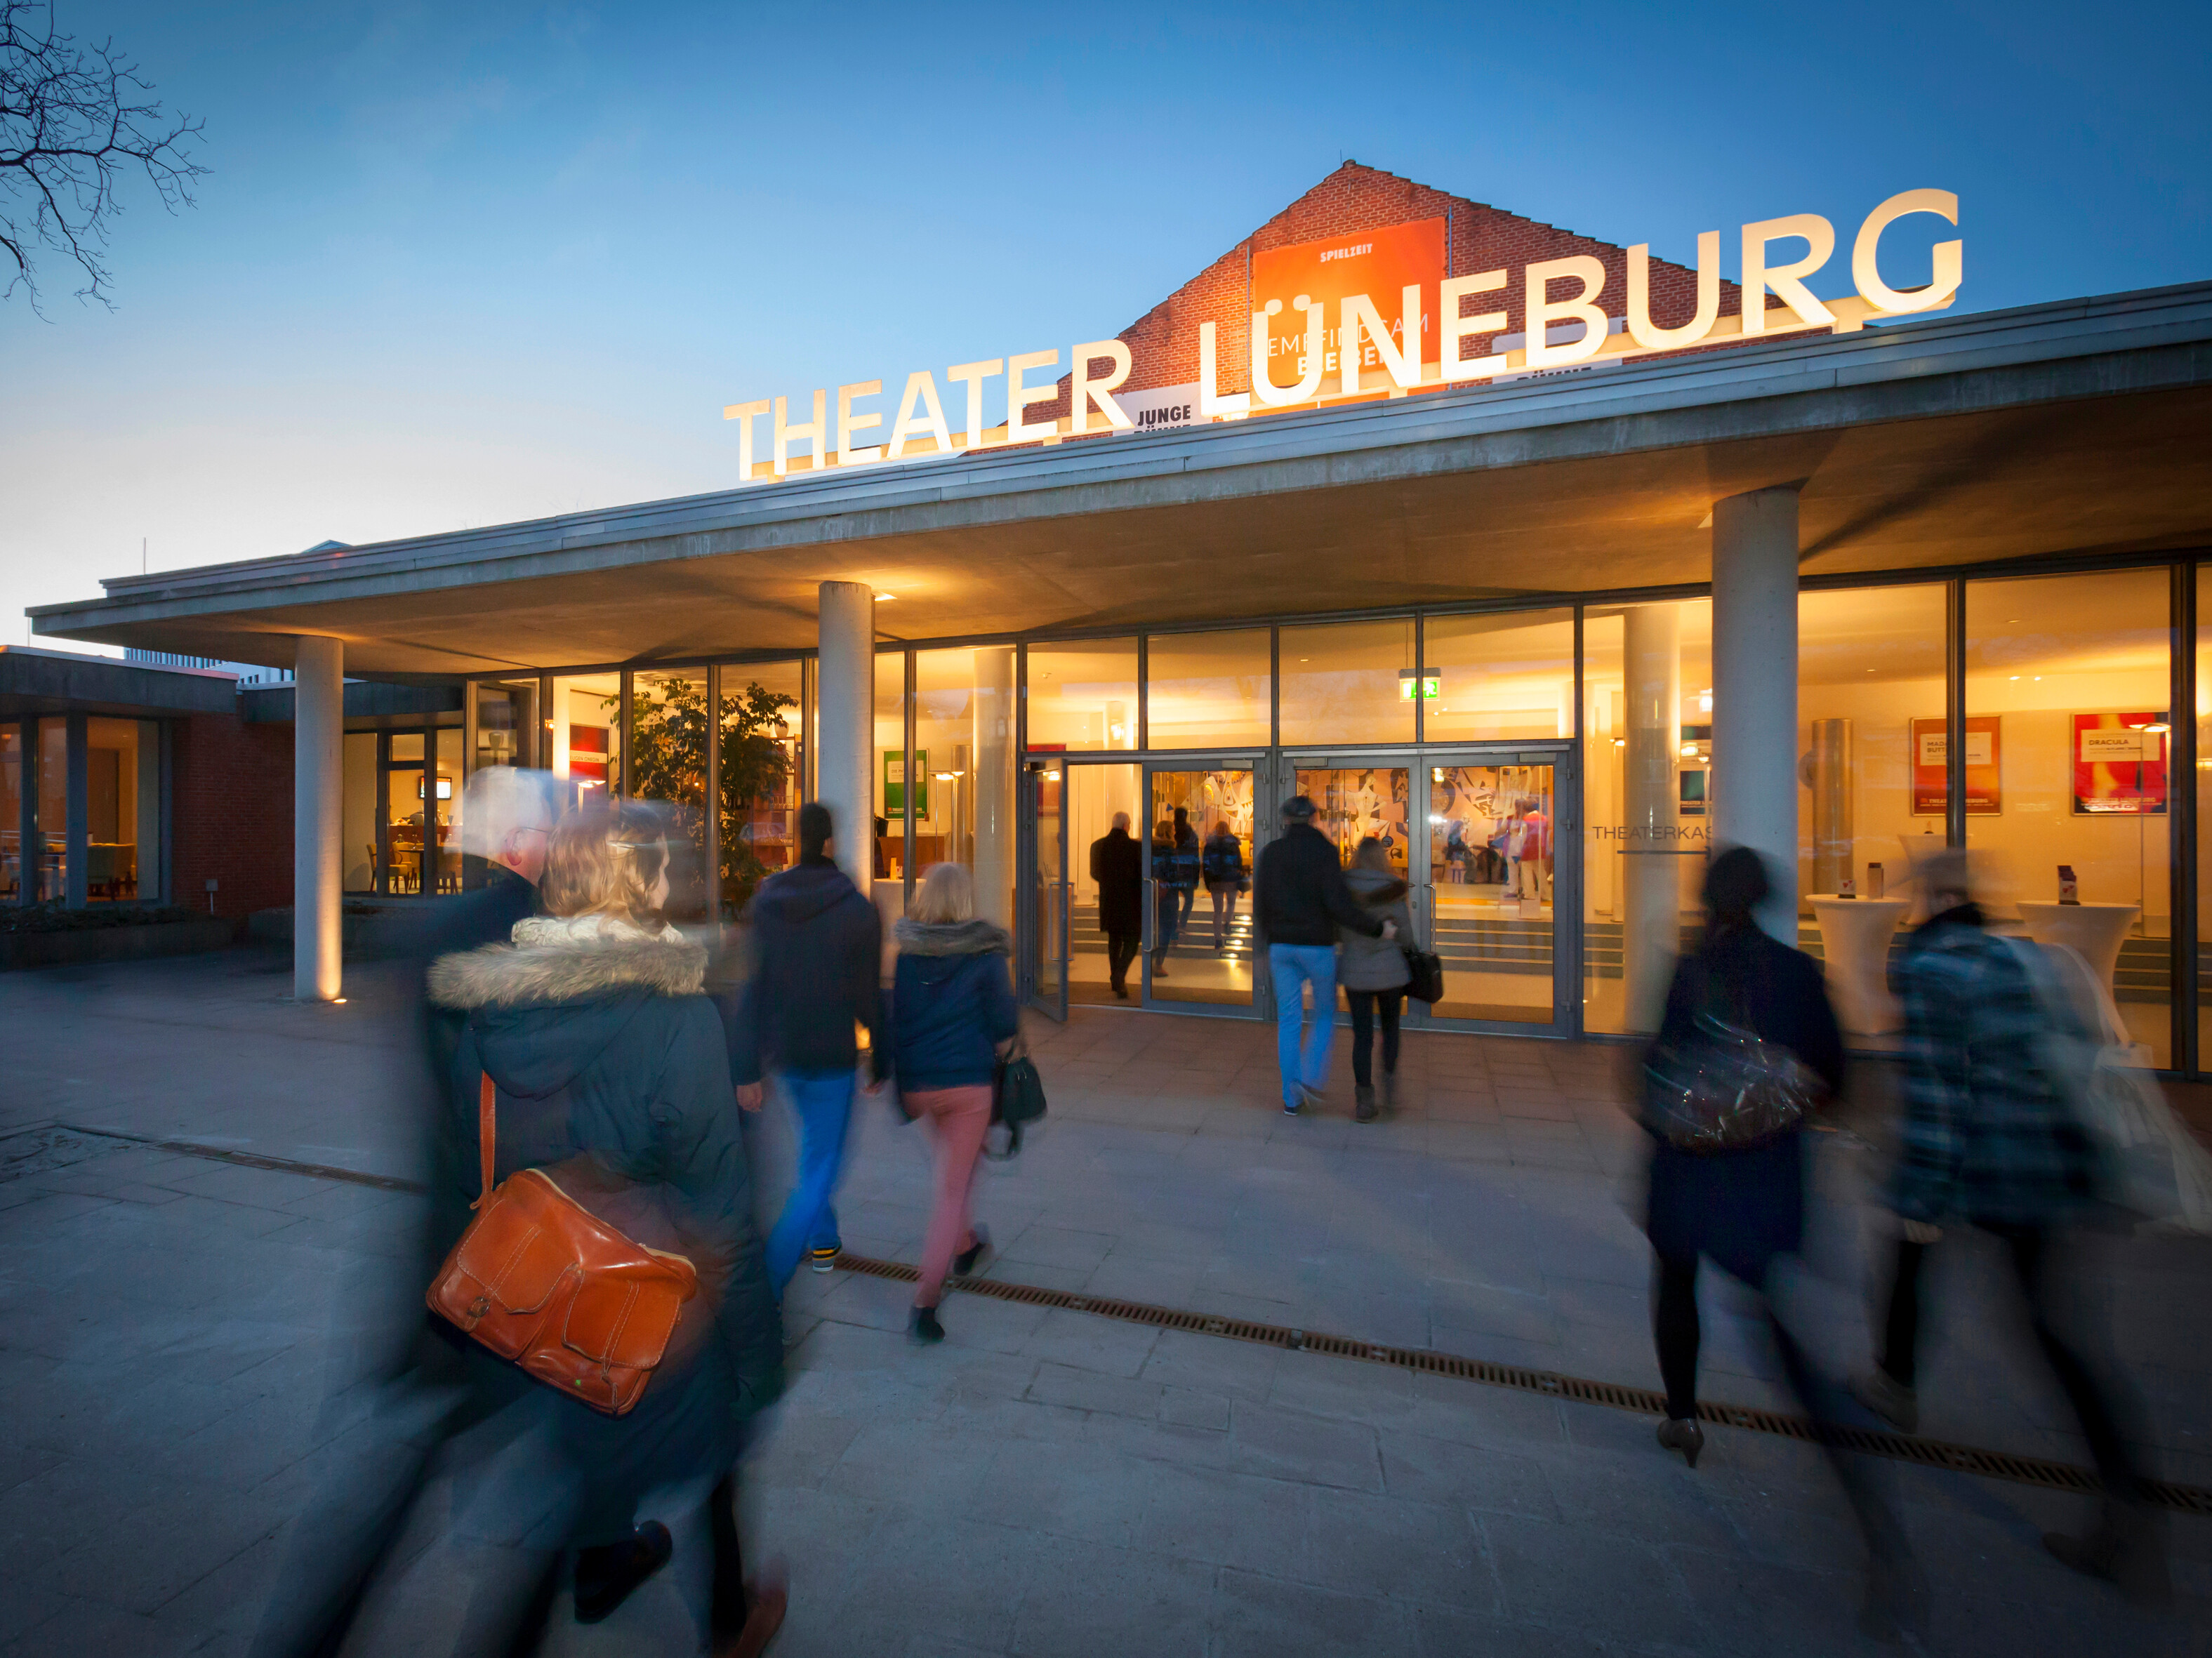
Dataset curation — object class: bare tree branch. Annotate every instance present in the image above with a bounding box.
[1,0,206,312]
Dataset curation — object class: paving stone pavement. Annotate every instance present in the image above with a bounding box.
[1,947,2207,1657]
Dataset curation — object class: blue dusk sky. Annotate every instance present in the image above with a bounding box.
[4,1,2208,647]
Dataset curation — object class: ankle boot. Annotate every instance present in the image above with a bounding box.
[1354,1083,1378,1122]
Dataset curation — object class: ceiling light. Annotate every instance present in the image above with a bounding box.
[873,592,894,602]
[1679,743,1698,757]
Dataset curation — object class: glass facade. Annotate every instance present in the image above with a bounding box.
[444,557,2212,1071]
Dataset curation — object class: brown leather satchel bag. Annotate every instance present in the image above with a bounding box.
[427,1074,699,1416]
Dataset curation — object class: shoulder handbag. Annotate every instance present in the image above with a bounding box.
[1641,962,1824,1155]
[427,1074,699,1416]
[986,1043,1049,1158]
[1401,943,1445,1004]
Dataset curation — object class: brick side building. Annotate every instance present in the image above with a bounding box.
[170,712,294,921]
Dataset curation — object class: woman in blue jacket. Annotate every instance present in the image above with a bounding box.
[891,861,1021,1344]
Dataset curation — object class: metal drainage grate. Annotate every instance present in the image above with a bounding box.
[833,1252,2211,1518]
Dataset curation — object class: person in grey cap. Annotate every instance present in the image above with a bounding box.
[1253,795,1392,1115]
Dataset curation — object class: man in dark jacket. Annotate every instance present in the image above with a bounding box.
[727,800,885,1288]
[1254,795,1389,1115]
[1089,811,1143,999]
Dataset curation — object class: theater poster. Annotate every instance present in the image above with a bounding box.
[2072,713,2168,815]
[1910,716,2001,816]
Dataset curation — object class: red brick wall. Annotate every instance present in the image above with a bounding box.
[1038,159,1744,423]
[171,712,293,920]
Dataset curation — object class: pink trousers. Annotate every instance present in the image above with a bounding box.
[906,1084,993,1307]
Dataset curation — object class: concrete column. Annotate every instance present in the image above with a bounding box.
[1622,605,1681,1030]
[1711,486,1801,943]
[63,712,88,908]
[972,645,1016,929]
[816,581,875,897]
[295,635,344,1002]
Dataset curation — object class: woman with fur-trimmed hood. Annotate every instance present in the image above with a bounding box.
[889,862,1022,1345]
[423,800,785,1652]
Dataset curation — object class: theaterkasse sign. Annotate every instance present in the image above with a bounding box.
[722,188,1962,482]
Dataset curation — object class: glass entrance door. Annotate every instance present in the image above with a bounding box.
[1143,760,1259,1011]
[1022,759,1068,1019]
[1422,750,1575,1033]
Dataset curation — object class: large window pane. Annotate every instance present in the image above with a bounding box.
[343,732,377,893]
[84,717,143,902]
[720,663,801,914]
[875,652,907,889]
[1582,600,1709,1035]
[1968,570,2171,1067]
[914,646,1017,925]
[1797,586,1945,1044]
[471,678,538,770]
[1279,619,1413,746]
[1424,609,1575,745]
[1027,638,1137,752]
[38,716,64,902]
[550,672,621,802]
[1145,628,1270,750]
[1,726,20,902]
[630,669,710,920]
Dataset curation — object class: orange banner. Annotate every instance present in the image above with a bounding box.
[1252,218,1446,383]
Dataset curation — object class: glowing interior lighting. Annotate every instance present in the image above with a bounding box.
[873,592,894,601]
[1679,743,1698,757]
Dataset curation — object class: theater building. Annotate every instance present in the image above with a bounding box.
[30,164,2212,1073]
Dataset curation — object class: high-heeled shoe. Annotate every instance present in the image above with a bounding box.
[1656,1416,1704,1469]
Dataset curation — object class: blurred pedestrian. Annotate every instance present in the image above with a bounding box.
[1642,847,1922,1640]
[1254,794,1390,1116]
[1203,818,1247,951]
[889,863,1021,1344]
[1172,806,1202,933]
[1089,810,1142,1000]
[727,800,885,1287]
[1855,847,2166,1598]
[1150,817,1181,976]
[1339,836,1415,1122]
[289,802,786,1657]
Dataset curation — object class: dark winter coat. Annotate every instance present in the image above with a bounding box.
[1254,821,1384,949]
[724,857,884,1085]
[1090,827,1143,936]
[1890,905,2100,1226]
[1338,866,1415,992]
[1202,830,1247,891]
[426,914,784,1527]
[889,918,1022,1092]
[1642,924,1846,1284]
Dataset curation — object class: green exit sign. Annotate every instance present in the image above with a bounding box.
[1398,672,1439,701]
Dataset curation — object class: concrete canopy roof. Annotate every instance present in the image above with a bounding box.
[31,283,2212,682]
[0,646,240,719]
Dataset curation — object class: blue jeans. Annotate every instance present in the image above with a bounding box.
[1269,943,1337,1107]
[767,1069,854,1291]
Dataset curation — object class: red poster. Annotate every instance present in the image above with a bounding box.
[2072,712,2168,815]
[1909,716,2001,816]
[1251,218,1448,383]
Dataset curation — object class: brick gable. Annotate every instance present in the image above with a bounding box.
[1040,159,1740,423]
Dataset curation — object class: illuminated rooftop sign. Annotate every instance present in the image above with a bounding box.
[722,189,1959,482]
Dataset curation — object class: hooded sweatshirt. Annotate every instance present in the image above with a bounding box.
[427,913,783,1421]
[889,917,1021,1092]
[724,856,885,1085]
